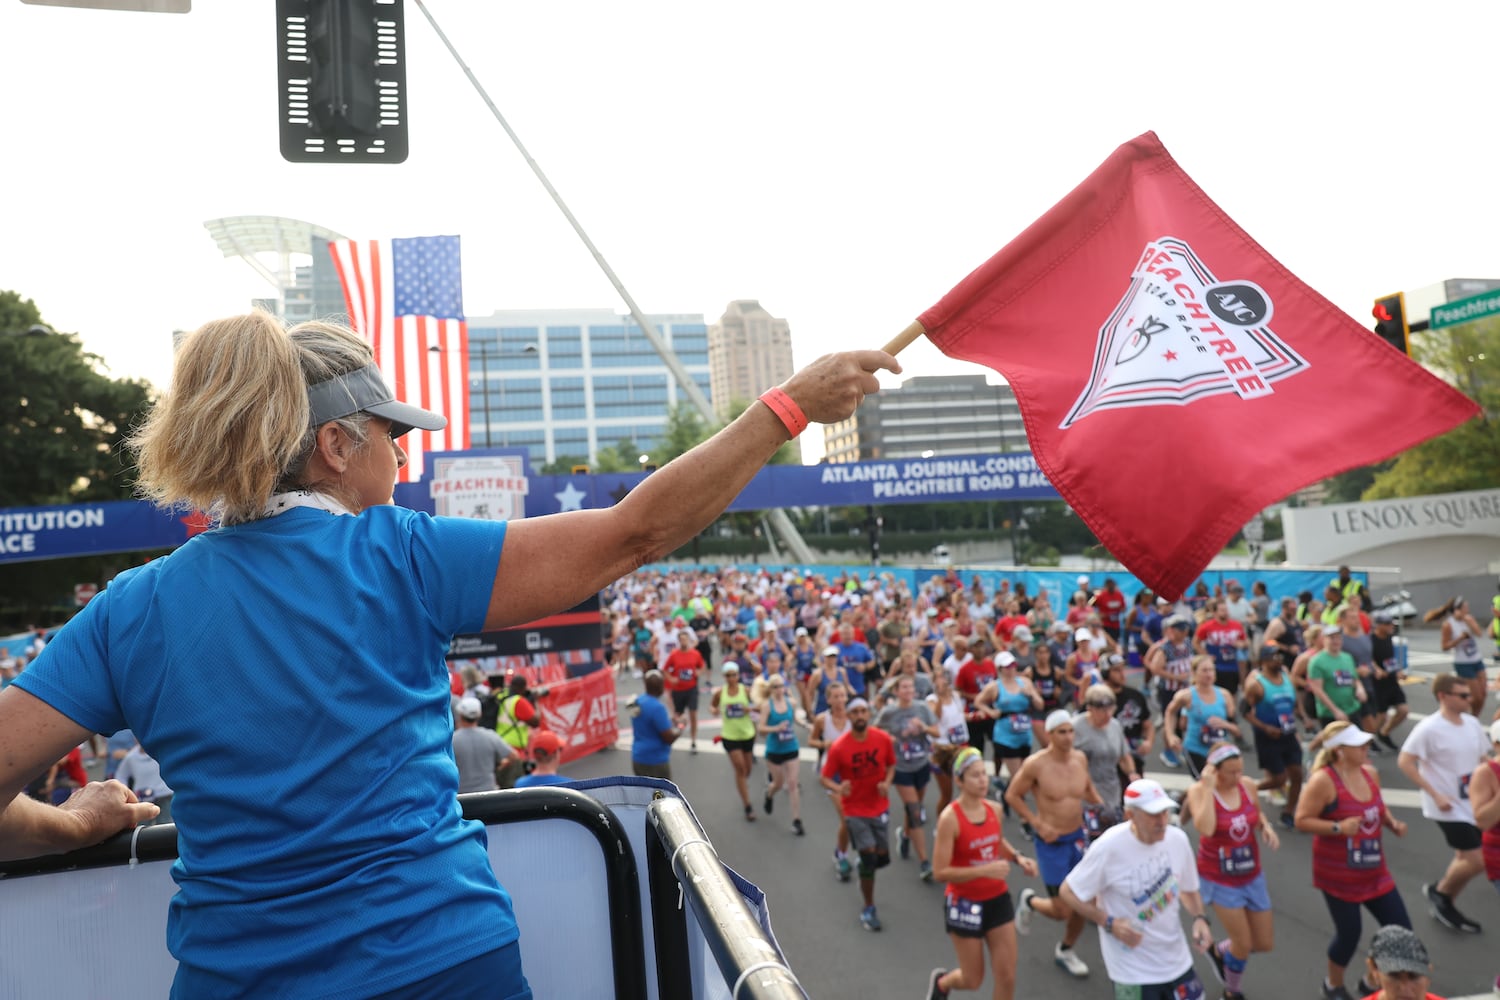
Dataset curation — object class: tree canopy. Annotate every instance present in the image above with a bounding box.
[0,291,155,508]
[1363,319,1499,500]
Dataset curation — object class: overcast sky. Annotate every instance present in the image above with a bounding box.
[5,1,1496,462]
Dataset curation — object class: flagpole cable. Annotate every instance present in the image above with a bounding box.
[412,1,818,565]
[882,320,927,357]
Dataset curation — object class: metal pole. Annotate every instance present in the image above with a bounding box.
[646,797,806,999]
[480,348,492,447]
[413,1,816,566]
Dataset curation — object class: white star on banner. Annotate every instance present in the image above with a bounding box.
[554,482,586,512]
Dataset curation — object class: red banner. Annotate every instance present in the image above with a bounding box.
[535,667,619,764]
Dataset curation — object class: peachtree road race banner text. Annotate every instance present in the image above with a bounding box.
[0,450,1058,565]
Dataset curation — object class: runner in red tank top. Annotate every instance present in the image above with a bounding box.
[1184,742,1280,1000]
[924,746,1037,1000]
[1295,723,1411,1000]
[1465,730,1500,884]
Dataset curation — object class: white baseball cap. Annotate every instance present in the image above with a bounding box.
[1324,726,1374,750]
[1044,709,1073,733]
[1077,575,1090,586]
[822,645,840,657]
[1123,779,1178,814]
[457,697,482,720]
[1012,626,1033,642]
[996,651,1017,668]
[1073,627,1093,643]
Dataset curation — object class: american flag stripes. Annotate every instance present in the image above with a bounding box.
[327,235,471,481]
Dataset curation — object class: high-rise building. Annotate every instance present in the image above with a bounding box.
[823,374,1026,462]
[464,308,712,465]
[707,300,794,420]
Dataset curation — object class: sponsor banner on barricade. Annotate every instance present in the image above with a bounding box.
[533,666,618,763]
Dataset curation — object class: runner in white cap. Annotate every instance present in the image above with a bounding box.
[1060,778,1214,1000]
[1006,708,1101,979]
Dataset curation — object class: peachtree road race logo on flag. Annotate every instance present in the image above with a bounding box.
[1062,237,1310,428]
[430,455,529,520]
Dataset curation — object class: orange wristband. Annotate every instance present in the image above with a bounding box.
[758,387,808,438]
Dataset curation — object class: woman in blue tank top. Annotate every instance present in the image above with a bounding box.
[1164,657,1238,775]
[756,675,804,834]
[977,652,1044,781]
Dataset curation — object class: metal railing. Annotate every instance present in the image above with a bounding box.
[645,795,805,1000]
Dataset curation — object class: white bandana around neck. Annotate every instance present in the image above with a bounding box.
[263,490,358,519]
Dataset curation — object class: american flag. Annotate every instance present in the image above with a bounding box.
[327,235,470,481]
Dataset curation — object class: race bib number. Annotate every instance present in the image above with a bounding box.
[1172,975,1206,1000]
[1008,713,1032,736]
[1460,636,1480,660]
[1334,670,1354,688]
[1218,845,1255,876]
[947,724,970,744]
[945,896,984,933]
[1198,723,1217,746]
[1461,772,1472,800]
[1347,836,1382,869]
[1083,805,1103,836]
[1036,678,1055,698]
[725,703,747,719]
[1276,711,1297,735]
[899,739,928,763]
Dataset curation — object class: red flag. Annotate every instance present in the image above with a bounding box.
[327,235,471,481]
[919,133,1479,599]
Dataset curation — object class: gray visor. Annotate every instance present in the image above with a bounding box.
[306,364,447,438]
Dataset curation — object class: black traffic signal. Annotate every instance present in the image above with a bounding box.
[278,0,409,163]
[1372,292,1410,355]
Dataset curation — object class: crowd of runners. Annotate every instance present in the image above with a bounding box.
[602,565,1500,1000]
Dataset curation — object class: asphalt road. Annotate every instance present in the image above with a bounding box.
[560,627,1500,1000]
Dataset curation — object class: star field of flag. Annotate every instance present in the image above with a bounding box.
[392,236,464,319]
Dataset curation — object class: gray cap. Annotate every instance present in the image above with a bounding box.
[307,363,447,438]
[1369,924,1429,976]
[1165,614,1190,629]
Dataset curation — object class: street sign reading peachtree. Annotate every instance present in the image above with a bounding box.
[1430,289,1500,330]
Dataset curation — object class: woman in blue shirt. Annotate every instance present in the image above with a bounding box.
[0,311,894,999]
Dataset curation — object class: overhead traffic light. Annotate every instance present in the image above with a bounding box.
[1372,292,1410,355]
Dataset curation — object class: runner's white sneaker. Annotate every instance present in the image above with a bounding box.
[1015,888,1035,936]
[1053,943,1088,978]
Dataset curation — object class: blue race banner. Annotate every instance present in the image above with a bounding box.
[5,450,1058,565]
[0,501,203,565]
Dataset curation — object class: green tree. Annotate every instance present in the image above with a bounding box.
[0,291,155,507]
[1364,319,1499,500]
[539,454,589,475]
[649,402,711,466]
[592,438,643,473]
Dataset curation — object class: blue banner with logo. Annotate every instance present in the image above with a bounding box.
[2,451,1056,565]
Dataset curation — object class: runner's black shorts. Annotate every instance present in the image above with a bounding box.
[944,891,1015,937]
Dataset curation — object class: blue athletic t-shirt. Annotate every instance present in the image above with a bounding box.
[632,693,674,765]
[14,505,516,999]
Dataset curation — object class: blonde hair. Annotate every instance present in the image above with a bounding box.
[130,314,375,525]
[1309,720,1357,773]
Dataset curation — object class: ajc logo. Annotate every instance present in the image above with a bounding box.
[1062,237,1310,428]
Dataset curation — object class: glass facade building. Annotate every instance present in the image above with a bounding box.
[465,308,713,464]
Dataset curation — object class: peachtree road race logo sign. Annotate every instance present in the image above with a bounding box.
[430,455,529,520]
[1063,237,1310,428]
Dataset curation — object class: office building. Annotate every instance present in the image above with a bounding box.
[707,300,794,420]
[464,308,712,465]
[823,374,1027,462]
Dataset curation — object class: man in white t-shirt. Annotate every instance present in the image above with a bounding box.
[1397,671,1491,934]
[1060,779,1214,1000]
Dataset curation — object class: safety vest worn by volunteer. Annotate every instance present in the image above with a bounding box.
[496,693,534,752]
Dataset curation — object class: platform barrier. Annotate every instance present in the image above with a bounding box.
[0,778,804,1000]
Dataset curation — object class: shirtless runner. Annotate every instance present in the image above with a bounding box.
[1003,709,1101,979]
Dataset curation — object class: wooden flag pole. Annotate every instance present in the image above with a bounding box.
[883,320,927,356]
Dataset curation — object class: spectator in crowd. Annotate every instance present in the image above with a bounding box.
[453,696,513,793]
[514,730,570,788]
